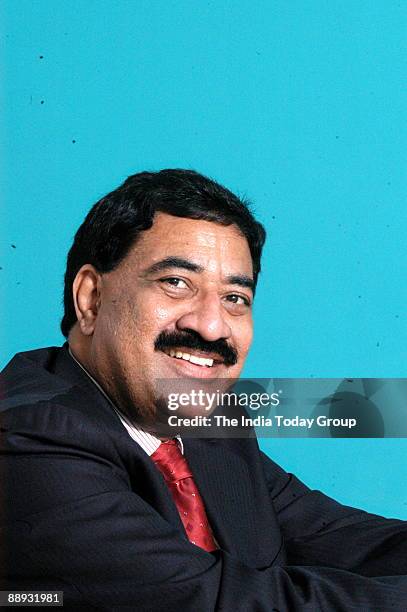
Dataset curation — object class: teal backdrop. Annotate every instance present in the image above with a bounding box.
[1,1,406,518]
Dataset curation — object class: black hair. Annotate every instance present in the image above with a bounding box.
[61,169,266,337]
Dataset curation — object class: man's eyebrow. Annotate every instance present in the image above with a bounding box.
[143,257,254,291]
[143,256,204,275]
[225,274,254,291]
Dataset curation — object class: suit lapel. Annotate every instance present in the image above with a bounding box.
[183,438,271,566]
[53,347,188,537]
[119,437,189,537]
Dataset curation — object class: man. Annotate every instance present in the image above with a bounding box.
[1,169,406,611]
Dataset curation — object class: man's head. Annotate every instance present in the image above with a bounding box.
[63,169,266,426]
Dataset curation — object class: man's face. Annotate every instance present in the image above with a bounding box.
[88,213,254,424]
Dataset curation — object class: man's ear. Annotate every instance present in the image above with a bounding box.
[72,265,102,336]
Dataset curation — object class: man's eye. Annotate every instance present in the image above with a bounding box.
[225,294,251,307]
[161,277,188,289]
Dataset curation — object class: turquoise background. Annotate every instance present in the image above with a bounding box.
[1,1,406,518]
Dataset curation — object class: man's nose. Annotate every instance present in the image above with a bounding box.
[176,292,232,342]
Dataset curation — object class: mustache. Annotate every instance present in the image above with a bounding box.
[154,329,238,367]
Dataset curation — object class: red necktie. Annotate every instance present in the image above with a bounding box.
[151,440,217,552]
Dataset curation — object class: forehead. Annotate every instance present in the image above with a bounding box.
[123,212,253,276]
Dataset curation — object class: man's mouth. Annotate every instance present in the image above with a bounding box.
[154,330,238,367]
[161,348,224,368]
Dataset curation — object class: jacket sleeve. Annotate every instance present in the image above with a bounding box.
[1,404,407,611]
[260,450,407,576]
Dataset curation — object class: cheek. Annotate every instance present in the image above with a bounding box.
[155,305,174,325]
[245,327,254,353]
[116,298,177,342]
[234,319,253,356]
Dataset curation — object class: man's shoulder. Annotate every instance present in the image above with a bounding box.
[1,346,73,410]
[0,344,121,433]
[0,345,133,468]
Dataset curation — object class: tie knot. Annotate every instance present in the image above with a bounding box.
[151,440,193,483]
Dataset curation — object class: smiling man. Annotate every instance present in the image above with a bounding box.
[67,212,252,426]
[1,169,407,611]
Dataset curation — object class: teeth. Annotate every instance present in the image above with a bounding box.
[189,355,202,366]
[189,355,207,367]
[164,350,214,367]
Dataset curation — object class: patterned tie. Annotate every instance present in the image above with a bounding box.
[151,439,217,552]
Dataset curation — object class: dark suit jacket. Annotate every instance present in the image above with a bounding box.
[1,346,407,611]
